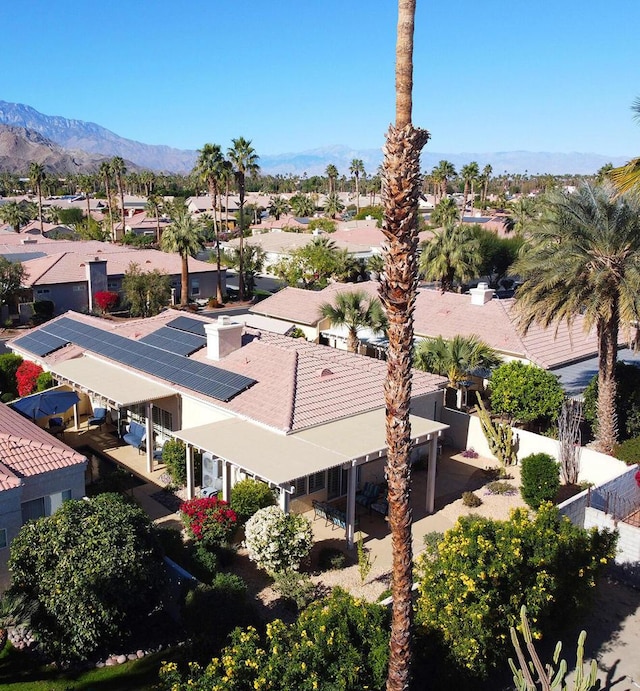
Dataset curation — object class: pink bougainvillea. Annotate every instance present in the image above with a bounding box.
[635,470,640,489]
[180,496,237,546]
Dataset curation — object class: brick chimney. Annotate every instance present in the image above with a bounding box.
[204,316,244,360]
[469,282,494,305]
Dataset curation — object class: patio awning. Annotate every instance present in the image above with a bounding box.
[48,356,176,408]
[174,410,448,486]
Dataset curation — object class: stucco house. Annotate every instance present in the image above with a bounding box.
[8,310,448,545]
[0,402,86,570]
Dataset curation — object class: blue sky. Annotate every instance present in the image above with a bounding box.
[2,1,638,157]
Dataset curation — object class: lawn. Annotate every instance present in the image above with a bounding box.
[0,643,174,690]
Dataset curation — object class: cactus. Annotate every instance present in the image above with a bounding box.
[476,392,518,474]
[509,605,599,691]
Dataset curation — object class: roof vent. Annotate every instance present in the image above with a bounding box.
[319,368,334,378]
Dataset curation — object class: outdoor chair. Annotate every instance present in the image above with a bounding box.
[48,417,65,437]
[122,421,146,453]
[355,482,380,509]
[87,407,107,429]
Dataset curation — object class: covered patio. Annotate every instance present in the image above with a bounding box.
[174,409,448,547]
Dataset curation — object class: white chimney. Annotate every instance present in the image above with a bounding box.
[469,282,494,305]
[204,316,244,360]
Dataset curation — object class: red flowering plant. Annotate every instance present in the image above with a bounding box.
[635,469,640,489]
[16,361,44,397]
[180,496,238,547]
[93,291,119,314]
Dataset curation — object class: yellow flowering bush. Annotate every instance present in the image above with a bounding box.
[415,504,617,678]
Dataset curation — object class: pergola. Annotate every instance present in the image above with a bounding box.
[174,409,448,547]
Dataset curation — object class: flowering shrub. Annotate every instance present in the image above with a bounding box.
[244,505,312,574]
[180,497,238,547]
[415,504,617,677]
[159,588,390,691]
[16,360,44,397]
[636,469,640,488]
[461,447,479,458]
[93,290,119,313]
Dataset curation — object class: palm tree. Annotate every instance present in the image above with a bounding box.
[460,161,479,219]
[319,290,387,353]
[228,137,260,301]
[195,143,226,304]
[99,161,115,241]
[506,196,538,236]
[144,194,164,243]
[268,195,290,220]
[610,97,640,194]
[379,1,430,688]
[514,183,640,454]
[414,334,500,388]
[160,213,205,306]
[76,174,94,222]
[432,159,456,200]
[419,223,481,292]
[429,197,458,228]
[325,164,338,194]
[324,192,345,219]
[0,201,32,232]
[349,159,365,214]
[28,162,46,234]
[111,156,127,239]
[289,193,315,217]
[480,163,493,205]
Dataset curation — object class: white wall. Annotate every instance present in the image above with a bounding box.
[584,506,640,564]
[180,396,233,430]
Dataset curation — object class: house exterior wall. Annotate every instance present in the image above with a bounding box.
[34,282,88,314]
[180,396,233,430]
[0,486,23,549]
[21,465,86,508]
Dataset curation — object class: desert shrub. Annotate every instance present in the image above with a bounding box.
[180,497,238,548]
[162,438,187,486]
[244,506,312,575]
[486,480,517,495]
[613,437,640,465]
[462,491,482,507]
[0,353,23,399]
[520,452,560,509]
[8,493,166,662]
[161,588,390,691]
[15,360,43,397]
[415,505,617,678]
[318,547,347,571]
[35,371,54,391]
[272,571,316,611]
[190,544,219,581]
[230,478,276,523]
[423,531,444,560]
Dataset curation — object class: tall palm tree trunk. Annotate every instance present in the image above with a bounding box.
[238,177,246,301]
[37,185,43,234]
[597,313,619,454]
[180,255,189,307]
[210,182,224,304]
[380,3,429,689]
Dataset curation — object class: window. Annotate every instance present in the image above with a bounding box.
[191,279,200,297]
[107,282,119,291]
[21,497,46,523]
[308,471,325,494]
[292,476,307,497]
[35,288,50,296]
[0,529,6,549]
[73,284,86,292]
[327,467,349,500]
[50,489,72,514]
[129,405,173,437]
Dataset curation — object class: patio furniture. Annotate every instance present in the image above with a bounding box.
[87,407,108,430]
[122,421,146,453]
[311,500,359,530]
[355,482,380,509]
[48,417,65,437]
[371,498,389,517]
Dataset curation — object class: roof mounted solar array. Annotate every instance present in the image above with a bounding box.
[12,331,68,357]
[139,326,206,356]
[166,316,208,337]
[38,317,255,402]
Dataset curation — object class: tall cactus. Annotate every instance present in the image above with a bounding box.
[509,605,598,691]
[475,392,518,474]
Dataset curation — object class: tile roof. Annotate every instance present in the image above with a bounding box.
[0,403,86,491]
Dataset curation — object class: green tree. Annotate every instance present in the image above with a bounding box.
[289,193,315,217]
[230,478,276,524]
[325,163,339,194]
[111,156,127,239]
[350,158,365,213]
[609,97,640,194]
[161,213,205,306]
[475,228,523,287]
[99,160,115,241]
[0,201,32,232]
[57,207,84,226]
[489,361,565,427]
[419,223,481,292]
[0,353,23,400]
[432,159,456,201]
[223,245,265,298]
[0,257,26,307]
[76,173,94,221]
[268,194,290,220]
[194,143,226,303]
[380,2,430,686]
[459,161,479,219]
[324,192,345,218]
[307,217,336,233]
[429,197,458,228]
[414,334,500,388]
[480,163,493,205]
[28,162,46,234]
[520,452,561,509]
[319,289,388,353]
[144,193,164,243]
[415,505,616,678]
[505,196,538,236]
[228,137,260,301]
[122,262,171,317]
[7,493,166,662]
[513,183,640,453]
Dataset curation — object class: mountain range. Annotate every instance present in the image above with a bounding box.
[0,99,632,176]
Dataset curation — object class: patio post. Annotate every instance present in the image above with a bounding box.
[278,485,290,512]
[73,402,79,430]
[185,444,195,499]
[346,463,357,548]
[426,436,438,513]
[221,460,231,502]
[145,402,153,473]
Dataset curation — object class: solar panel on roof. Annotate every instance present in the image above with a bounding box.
[40,318,255,402]
[166,316,208,337]
[12,331,68,357]
[139,326,205,356]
